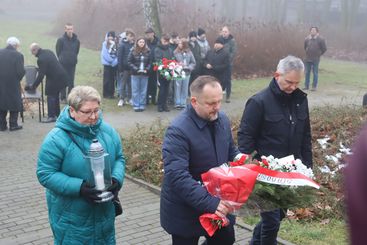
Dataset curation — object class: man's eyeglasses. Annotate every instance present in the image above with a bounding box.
[78,109,100,117]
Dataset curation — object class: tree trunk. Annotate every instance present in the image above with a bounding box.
[143,0,162,37]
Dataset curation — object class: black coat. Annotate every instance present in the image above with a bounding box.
[0,45,25,111]
[154,42,174,62]
[189,40,202,74]
[237,78,313,167]
[127,48,151,76]
[117,40,134,72]
[55,33,80,66]
[202,48,230,84]
[33,49,67,96]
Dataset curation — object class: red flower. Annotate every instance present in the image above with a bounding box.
[199,213,229,237]
[153,65,158,71]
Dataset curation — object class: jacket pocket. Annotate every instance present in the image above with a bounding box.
[264,114,285,136]
[295,112,308,133]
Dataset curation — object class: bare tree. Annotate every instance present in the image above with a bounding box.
[143,0,162,36]
[341,0,361,31]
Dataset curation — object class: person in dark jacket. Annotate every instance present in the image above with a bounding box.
[188,31,202,87]
[0,37,25,131]
[117,29,135,106]
[56,23,80,102]
[304,26,327,91]
[127,37,151,112]
[238,55,312,245]
[203,37,230,88]
[28,43,67,123]
[221,26,237,103]
[161,75,240,245]
[145,27,160,105]
[154,34,174,112]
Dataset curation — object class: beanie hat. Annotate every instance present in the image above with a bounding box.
[107,31,116,38]
[188,31,197,38]
[197,28,205,36]
[215,37,225,45]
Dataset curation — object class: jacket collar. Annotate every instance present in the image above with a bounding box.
[187,104,223,130]
[269,77,307,103]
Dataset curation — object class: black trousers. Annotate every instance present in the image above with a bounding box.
[157,77,170,109]
[171,224,235,245]
[103,65,117,98]
[47,94,60,118]
[147,70,158,104]
[60,64,76,100]
[0,110,19,128]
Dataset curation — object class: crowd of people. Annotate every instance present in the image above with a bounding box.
[0,20,335,245]
[100,25,237,112]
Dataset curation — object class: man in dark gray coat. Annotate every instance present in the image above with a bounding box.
[56,23,80,102]
[28,43,67,123]
[304,26,327,91]
[161,75,240,245]
[0,37,25,131]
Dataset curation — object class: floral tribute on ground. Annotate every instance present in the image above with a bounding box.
[199,154,320,236]
[153,58,185,81]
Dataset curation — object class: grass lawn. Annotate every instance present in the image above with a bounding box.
[2,18,362,245]
[244,216,348,245]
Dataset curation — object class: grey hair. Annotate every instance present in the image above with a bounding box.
[67,86,101,111]
[6,37,20,47]
[277,55,304,75]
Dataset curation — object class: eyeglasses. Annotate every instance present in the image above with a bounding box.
[78,108,100,117]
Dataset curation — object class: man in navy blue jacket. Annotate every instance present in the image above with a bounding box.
[160,75,240,245]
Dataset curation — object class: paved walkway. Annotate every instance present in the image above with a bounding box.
[0,105,255,245]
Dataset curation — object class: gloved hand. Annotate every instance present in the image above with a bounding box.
[107,178,120,197]
[80,182,102,203]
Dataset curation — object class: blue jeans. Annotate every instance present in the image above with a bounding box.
[131,75,148,110]
[304,60,319,89]
[250,209,285,245]
[174,75,190,107]
[116,71,123,98]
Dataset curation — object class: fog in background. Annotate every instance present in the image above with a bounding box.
[1,0,367,75]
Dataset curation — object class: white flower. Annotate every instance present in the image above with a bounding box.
[158,66,163,71]
[164,71,169,76]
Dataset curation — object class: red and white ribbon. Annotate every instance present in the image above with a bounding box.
[241,164,320,189]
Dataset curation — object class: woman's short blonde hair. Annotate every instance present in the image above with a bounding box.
[67,86,101,111]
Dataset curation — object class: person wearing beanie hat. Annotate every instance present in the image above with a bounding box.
[202,36,230,90]
[196,27,210,59]
[188,31,197,39]
[215,37,225,45]
[197,27,205,37]
[0,37,25,131]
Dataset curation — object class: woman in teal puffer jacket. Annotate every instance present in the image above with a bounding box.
[36,86,125,244]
